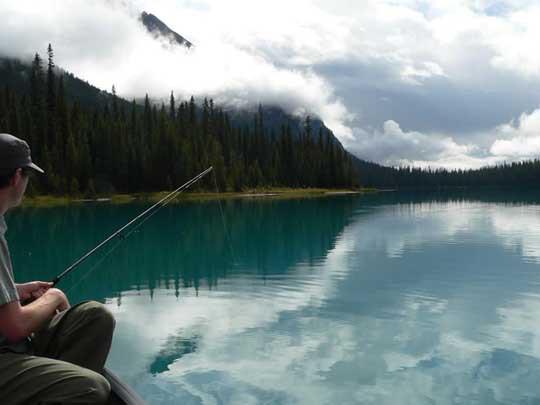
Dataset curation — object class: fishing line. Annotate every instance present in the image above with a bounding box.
[54,167,213,288]
[212,171,239,268]
[66,192,183,294]
[66,167,240,294]
[65,234,127,295]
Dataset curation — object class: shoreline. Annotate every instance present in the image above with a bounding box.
[21,188,380,207]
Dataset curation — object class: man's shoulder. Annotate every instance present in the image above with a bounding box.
[0,215,6,234]
[0,215,14,277]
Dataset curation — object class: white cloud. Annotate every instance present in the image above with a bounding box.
[401,62,447,85]
[491,137,540,159]
[0,0,354,140]
[3,0,540,167]
[490,108,540,158]
[348,120,494,169]
[350,105,540,169]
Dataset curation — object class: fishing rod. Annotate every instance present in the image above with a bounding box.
[51,166,214,286]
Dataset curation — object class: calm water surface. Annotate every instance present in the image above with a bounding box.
[6,192,540,404]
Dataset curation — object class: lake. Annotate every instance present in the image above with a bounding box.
[6,191,540,404]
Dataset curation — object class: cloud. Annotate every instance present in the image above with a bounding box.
[349,106,540,169]
[490,108,540,158]
[400,62,447,85]
[0,0,354,139]
[348,120,498,169]
[312,0,540,164]
[3,0,540,167]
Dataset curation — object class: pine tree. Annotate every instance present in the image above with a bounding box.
[169,91,176,120]
[111,85,118,121]
[29,53,45,163]
[46,44,56,150]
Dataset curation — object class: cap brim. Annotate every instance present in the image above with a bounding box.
[27,162,45,174]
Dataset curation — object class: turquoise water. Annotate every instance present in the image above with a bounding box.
[6,192,540,404]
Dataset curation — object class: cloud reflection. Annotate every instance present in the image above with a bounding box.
[105,196,540,404]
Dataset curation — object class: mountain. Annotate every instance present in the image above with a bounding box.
[140,11,193,48]
[227,105,337,141]
[137,13,348,150]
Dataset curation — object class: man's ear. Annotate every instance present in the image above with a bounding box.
[9,169,22,187]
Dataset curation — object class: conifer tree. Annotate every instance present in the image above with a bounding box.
[46,44,56,150]
[29,53,45,161]
[111,85,118,121]
[169,91,176,120]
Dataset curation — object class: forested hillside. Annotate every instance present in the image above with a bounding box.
[0,47,357,195]
[2,46,538,194]
[353,157,540,189]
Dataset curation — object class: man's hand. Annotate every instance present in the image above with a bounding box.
[17,281,53,302]
[43,288,70,312]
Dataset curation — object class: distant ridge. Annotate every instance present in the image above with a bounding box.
[141,11,193,48]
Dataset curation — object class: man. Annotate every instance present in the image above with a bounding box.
[0,133,115,404]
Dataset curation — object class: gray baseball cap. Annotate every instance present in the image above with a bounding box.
[0,133,44,174]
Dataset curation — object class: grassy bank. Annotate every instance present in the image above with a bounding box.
[21,188,379,208]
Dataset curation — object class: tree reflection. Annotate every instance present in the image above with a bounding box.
[7,195,359,303]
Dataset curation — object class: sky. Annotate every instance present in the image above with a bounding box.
[2,0,540,169]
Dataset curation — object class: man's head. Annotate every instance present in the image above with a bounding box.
[0,133,44,210]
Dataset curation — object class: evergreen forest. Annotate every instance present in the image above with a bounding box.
[354,159,540,190]
[1,46,539,194]
[0,47,357,195]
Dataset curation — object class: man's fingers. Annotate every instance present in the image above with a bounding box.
[34,281,52,291]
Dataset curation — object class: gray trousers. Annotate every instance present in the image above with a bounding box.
[0,301,115,404]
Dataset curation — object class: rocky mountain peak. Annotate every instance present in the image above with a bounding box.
[141,11,193,48]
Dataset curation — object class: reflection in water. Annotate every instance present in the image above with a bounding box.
[9,197,357,300]
[6,192,540,404]
[149,333,200,375]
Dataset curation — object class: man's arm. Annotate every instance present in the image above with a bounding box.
[0,288,70,342]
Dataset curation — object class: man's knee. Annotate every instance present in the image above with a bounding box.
[78,301,116,332]
[32,364,111,404]
[86,371,111,404]
[68,369,111,404]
